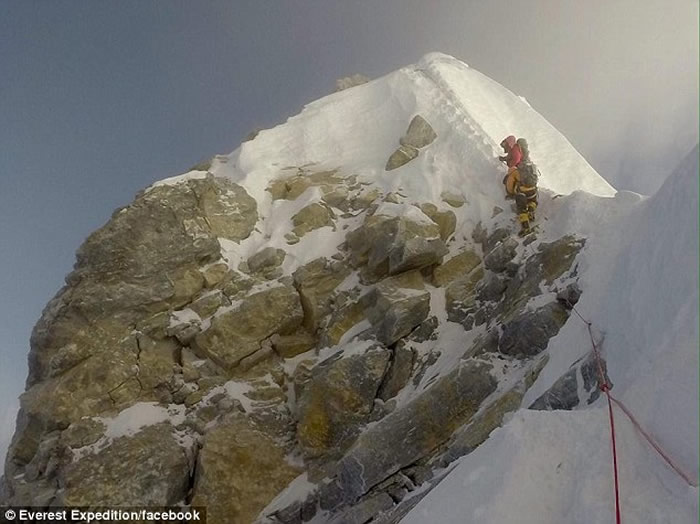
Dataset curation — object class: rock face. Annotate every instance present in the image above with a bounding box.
[323,361,497,508]
[192,415,302,524]
[296,345,390,459]
[347,209,447,281]
[194,284,304,369]
[362,271,431,345]
[3,160,589,524]
[385,115,437,170]
[61,423,193,506]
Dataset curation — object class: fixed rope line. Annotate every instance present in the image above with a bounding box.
[569,305,622,524]
[567,303,699,524]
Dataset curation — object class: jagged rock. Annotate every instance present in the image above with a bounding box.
[60,423,193,506]
[441,191,466,208]
[347,212,446,281]
[7,336,141,472]
[135,334,179,393]
[362,271,431,346]
[400,115,437,149]
[293,258,352,332]
[407,315,439,343]
[194,175,258,240]
[193,285,303,369]
[61,418,106,449]
[385,145,419,171]
[331,492,394,524]
[483,237,518,272]
[191,415,302,524]
[323,360,497,508]
[498,236,585,322]
[557,282,583,309]
[350,188,382,211]
[202,263,230,288]
[322,185,351,210]
[292,203,335,237]
[420,200,456,240]
[247,247,287,277]
[335,74,370,91]
[481,227,510,254]
[378,342,415,401]
[445,267,484,324]
[499,301,570,357]
[321,300,368,346]
[530,352,608,410]
[477,273,510,302]
[433,250,481,287]
[296,345,390,458]
[441,356,548,464]
[27,175,256,394]
[271,332,317,358]
[189,290,229,318]
[268,169,343,201]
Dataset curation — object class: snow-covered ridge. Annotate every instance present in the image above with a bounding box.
[206,52,614,208]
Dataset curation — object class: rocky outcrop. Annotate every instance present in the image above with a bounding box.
[192,415,302,524]
[335,74,370,91]
[319,360,497,509]
[385,115,437,171]
[193,284,304,369]
[3,157,592,524]
[400,115,438,149]
[530,351,608,410]
[61,423,193,506]
[346,208,447,281]
[362,271,431,346]
[296,345,390,459]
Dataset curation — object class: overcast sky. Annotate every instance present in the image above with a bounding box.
[0,0,697,465]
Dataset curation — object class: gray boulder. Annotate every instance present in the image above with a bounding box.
[362,271,431,346]
[530,351,608,410]
[400,115,437,149]
[377,342,416,401]
[347,213,446,281]
[483,237,518,272]
[385,145,419,171]
[498,302,570,357]
[296,346,391,458]
[193,284,303,369]
[322,360,497,508]
[60,423,193,506]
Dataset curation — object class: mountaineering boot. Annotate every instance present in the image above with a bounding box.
[527,201,537,222]
[518,212,531,236]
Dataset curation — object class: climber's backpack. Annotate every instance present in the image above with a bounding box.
[519,161,539,188]
[516,138,530,161]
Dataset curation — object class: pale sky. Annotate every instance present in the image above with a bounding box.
[0,0,697,465]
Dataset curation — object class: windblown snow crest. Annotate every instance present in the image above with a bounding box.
[2,54,695,524]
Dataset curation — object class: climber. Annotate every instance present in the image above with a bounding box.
[498,135,522,198]
[513,138,539,235]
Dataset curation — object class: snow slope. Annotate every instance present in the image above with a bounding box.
[403,146,699,524]
[156,52,616,272]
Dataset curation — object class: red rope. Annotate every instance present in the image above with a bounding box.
[567,304,699,524]
[581,317,623,524]
[608,394,699,488]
